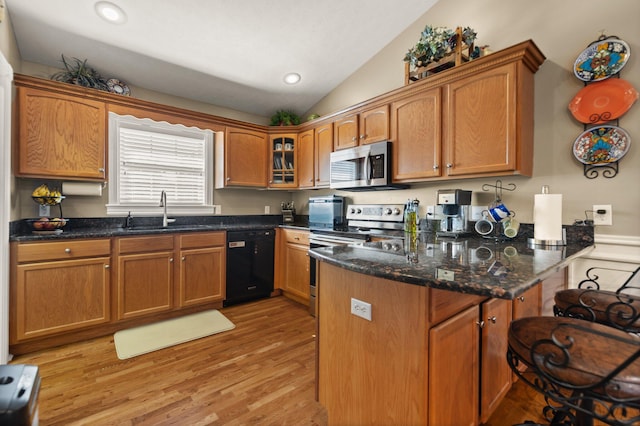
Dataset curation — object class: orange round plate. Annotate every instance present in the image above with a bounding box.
[569,78,639,124]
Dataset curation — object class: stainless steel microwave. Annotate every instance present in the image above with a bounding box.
[329,141,408,191]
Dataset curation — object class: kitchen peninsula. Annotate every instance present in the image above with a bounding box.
[310,227,594,425]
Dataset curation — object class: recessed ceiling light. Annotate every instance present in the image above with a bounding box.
[95,1,127,24]
[283,73,301,85]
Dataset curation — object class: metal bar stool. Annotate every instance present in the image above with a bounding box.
[507,316,640,425]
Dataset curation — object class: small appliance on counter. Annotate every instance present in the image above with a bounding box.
[436,189,472,238]
[281,201,295,224]
[309,195,346,230]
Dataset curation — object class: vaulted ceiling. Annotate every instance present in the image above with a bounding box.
[6,0,438,117]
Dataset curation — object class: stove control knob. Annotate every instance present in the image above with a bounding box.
[356,208,362,214]
[392,243,402,251]
[384,208,392,215]
[382,242,391,250]
[349,208,356,214]
[393,208,401,215]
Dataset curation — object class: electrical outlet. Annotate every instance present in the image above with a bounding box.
[425,205,436,218]
[351,298,372,321]
[471,206,487,221]
[38,204,50,217]
[593,204,612,225]
[213,205,222,215]
[264,205,270,214]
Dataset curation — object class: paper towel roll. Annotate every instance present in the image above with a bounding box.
[62,182,103,196]
[533,193,563,241]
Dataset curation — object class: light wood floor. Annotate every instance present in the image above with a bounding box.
[11,296,547,426]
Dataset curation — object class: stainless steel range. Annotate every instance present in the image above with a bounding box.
[309,203,406,316]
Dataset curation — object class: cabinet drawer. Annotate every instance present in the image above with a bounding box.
[117,235,174,254]
[179,231,225,249]
[16,239,111,263]
[283,229,309,245]
[429,288,486,325]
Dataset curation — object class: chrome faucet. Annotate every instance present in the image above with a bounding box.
[159,190,176,228]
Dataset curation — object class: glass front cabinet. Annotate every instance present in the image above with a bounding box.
[269,134,297,188]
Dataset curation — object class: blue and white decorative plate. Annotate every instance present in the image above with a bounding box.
[572,125,630,165]
[573,38,630,82]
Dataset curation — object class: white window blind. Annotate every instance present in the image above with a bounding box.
[107,113,214,216]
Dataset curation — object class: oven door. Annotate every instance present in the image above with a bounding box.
[308,233,368,316]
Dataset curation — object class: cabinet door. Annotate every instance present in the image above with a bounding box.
[297,129,315,188]
[429,304,479,426]
[314,123,333,187]
[220,127,268,187]
[334,114,358,150]
[117,252,174,319]
[282,242,310,302]
[391,88,441,181]
[17,87,106,180]
[359,105,389,145]
[179,246,225,306]
[480,298,512,423]
[512,284,541,379]
[269,134,297,188]
[444,62,518,176]
[13,257,111,341]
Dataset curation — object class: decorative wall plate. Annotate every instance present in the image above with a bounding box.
[572,125,630,165]
[106,78,131,96]
[569,78,639,124]
[573,38,630,82]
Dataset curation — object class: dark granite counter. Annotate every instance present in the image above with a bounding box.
[309,225,595,300]
[9,215,310,242]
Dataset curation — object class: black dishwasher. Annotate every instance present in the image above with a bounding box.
[224,229,275,307]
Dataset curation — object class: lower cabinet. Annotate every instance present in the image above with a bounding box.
[10,231,227,354]
[275,228,310,304]
[116,235,175,319]
[178,232,226,307]
[10,239,111,343]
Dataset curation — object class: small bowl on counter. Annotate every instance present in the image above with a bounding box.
[28,218,69,234]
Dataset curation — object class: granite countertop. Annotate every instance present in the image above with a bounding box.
[309,226,595,300]
[10,215,311,242]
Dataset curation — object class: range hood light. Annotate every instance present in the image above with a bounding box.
[95,2,127,24]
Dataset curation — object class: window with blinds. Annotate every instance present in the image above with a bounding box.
[107,113,214,216]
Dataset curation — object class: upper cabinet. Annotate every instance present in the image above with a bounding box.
[297,129,315,189]
[314,123,333,188]
[334,105,389,150]
[215,126,268,188]
[269,133,297,188]
[15,86,107,181]
[443,62,529,177]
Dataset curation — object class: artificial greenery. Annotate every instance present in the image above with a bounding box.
[403,26,477,68]
[270,109,301,126]
[50,55,109,91]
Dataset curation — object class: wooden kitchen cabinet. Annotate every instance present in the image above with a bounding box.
[215,126,268,188]
[480,298,513,423]
[178,232,226,307]
[333,105,389,150]
[297,129,315,188]
[10,239,111,343]
[15,86,107,181]
[429,304,480,426]
[390,87,442,181]
[314,123,333,187]
[116,235,175,320]
[269,133,297,188]
[277,228,310,304]
[443,61,532,177]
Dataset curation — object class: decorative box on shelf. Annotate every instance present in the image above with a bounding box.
[404,26,478,85]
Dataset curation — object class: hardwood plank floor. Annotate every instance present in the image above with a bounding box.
[11,296,547,425]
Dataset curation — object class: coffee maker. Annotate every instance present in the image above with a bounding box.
[436,189,472,238]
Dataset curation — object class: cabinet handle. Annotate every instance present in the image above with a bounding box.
[518,296,525,302]
[476,320,485,328]
[169,258,174,263]
[360,134,365,139]
[294,236,300,240]
[98,168,105,173]
[433,165,439,170]
[351,136,357,142]
[64,248,71,254]
[181,256,186,261]
[488,316,497,324]
[104,264,110,269]
[446,163,453,168]
[226,177,230,181]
